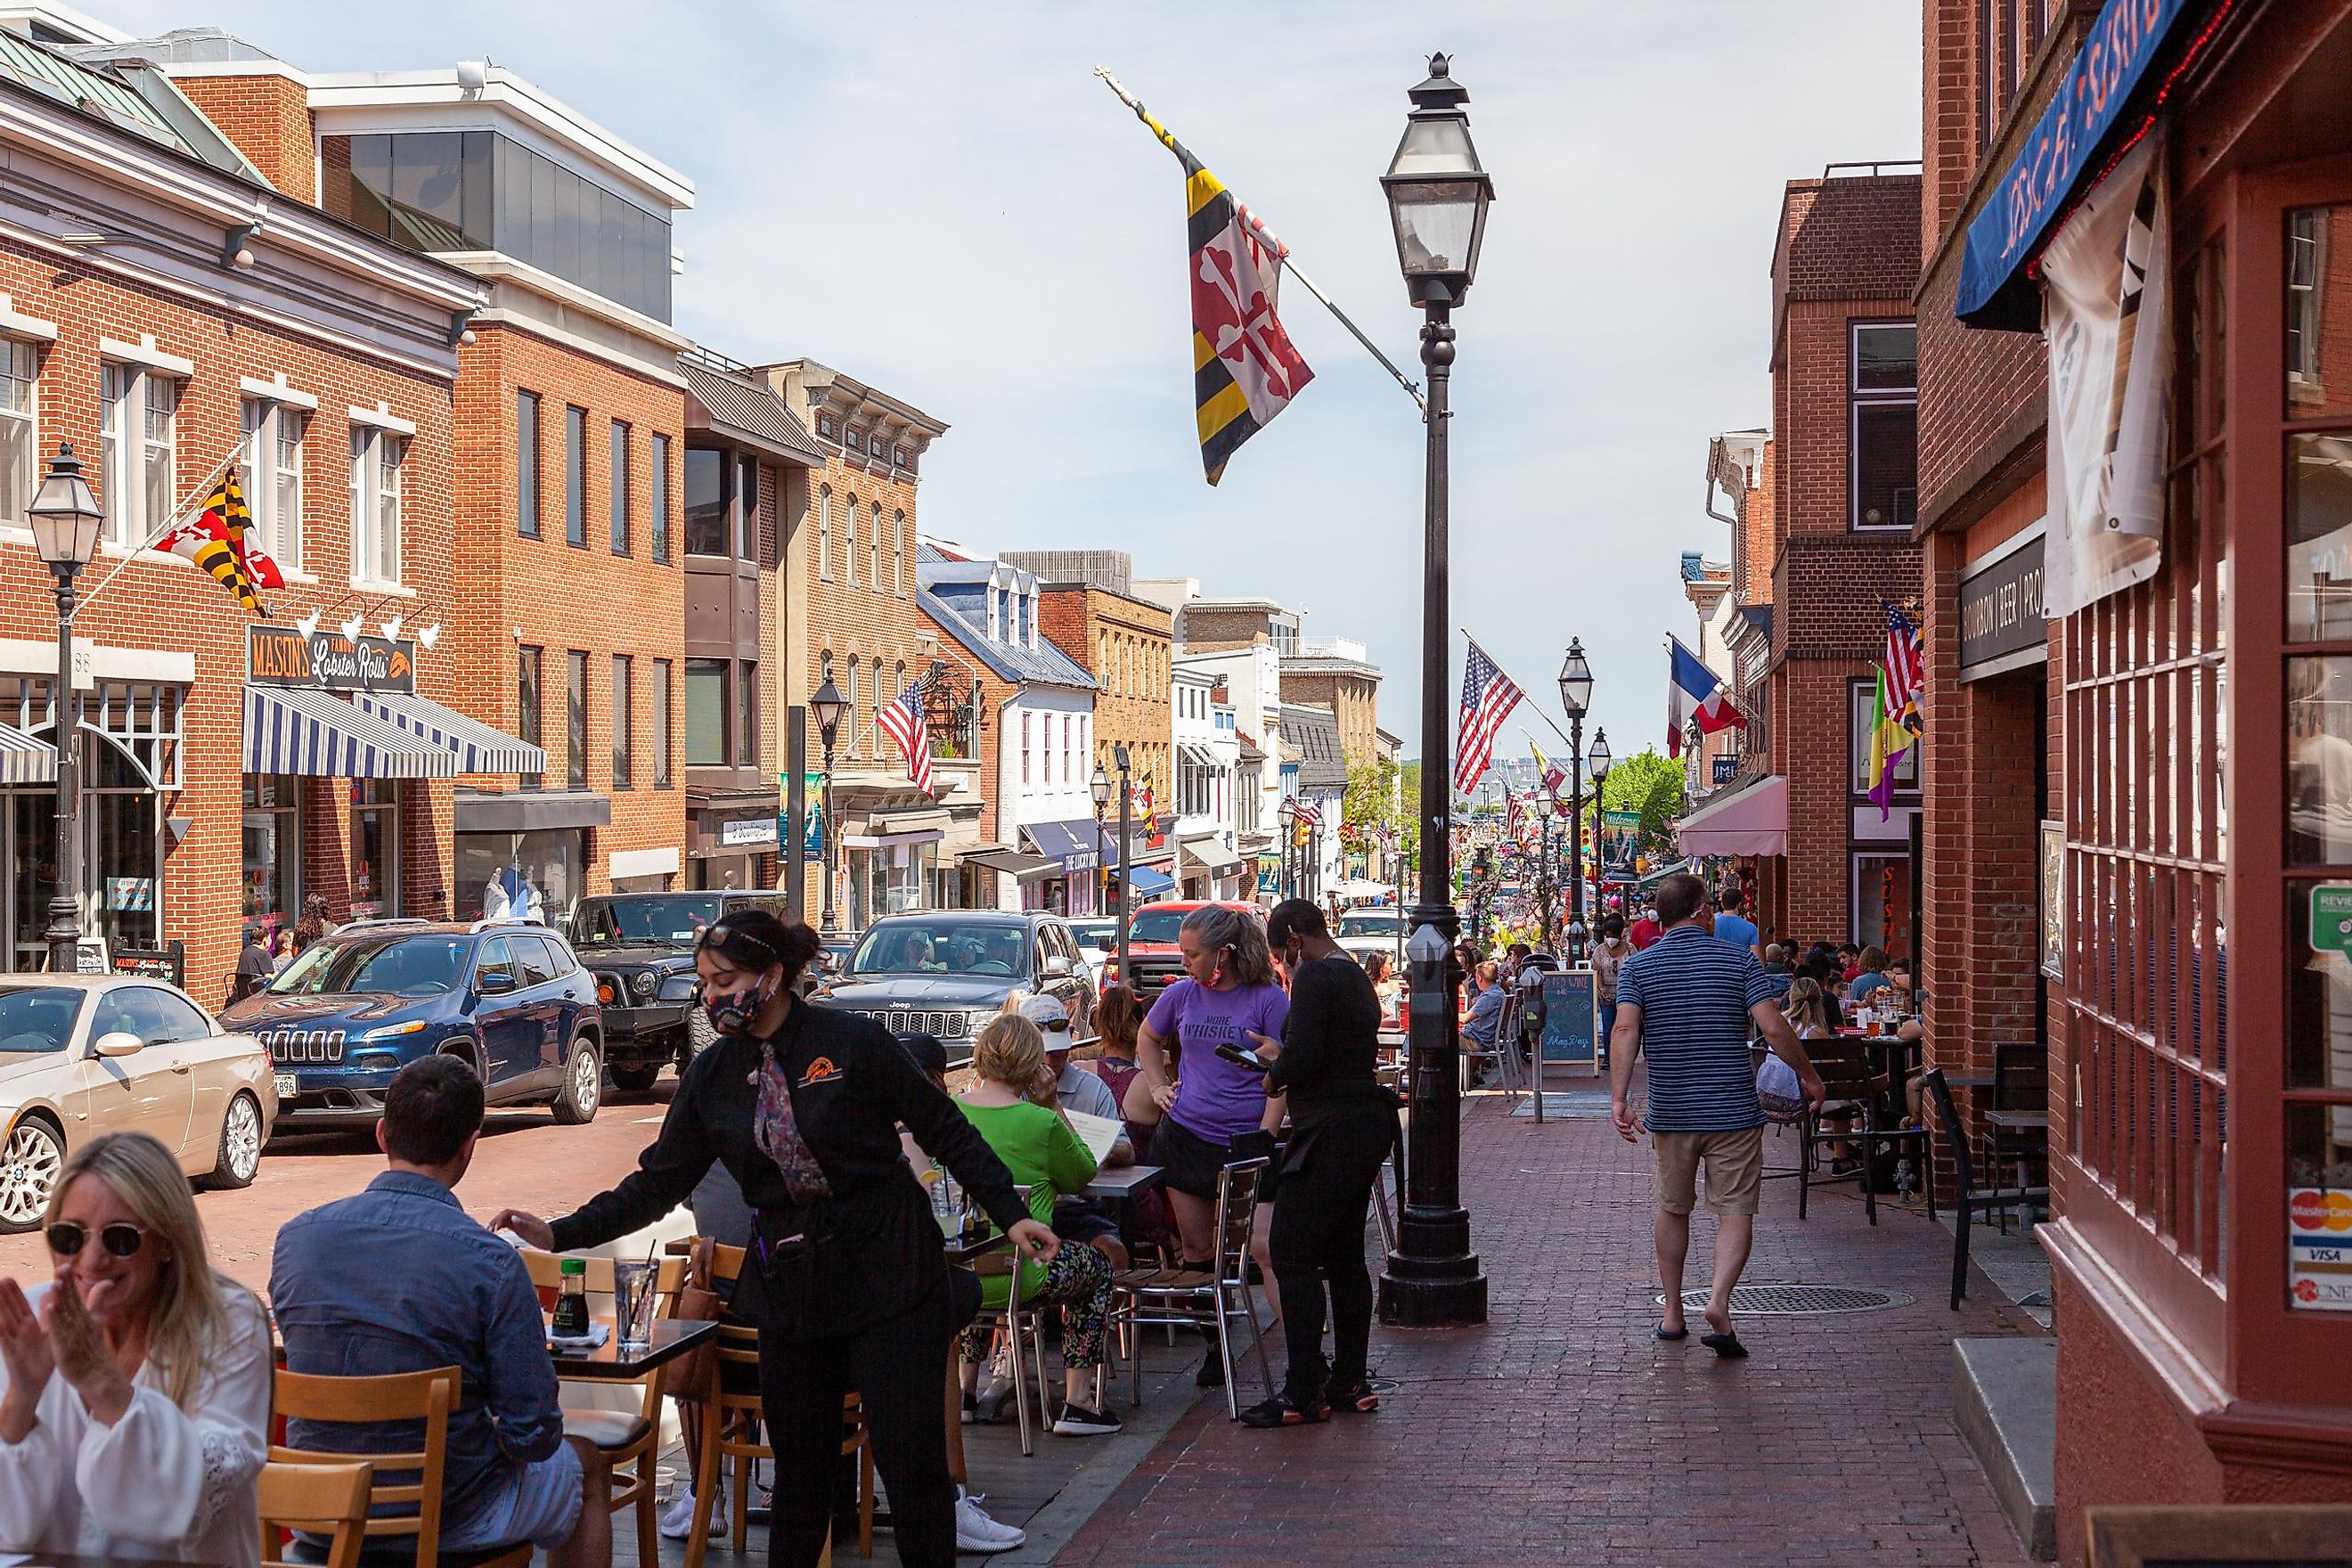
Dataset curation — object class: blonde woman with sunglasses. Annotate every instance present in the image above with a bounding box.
[0,1131,270,1568]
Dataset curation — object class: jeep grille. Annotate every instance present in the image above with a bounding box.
[855,1009,971,1040]
[265,1028,347,1064]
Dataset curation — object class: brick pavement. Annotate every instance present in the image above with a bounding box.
[1053,1094,2044,1568]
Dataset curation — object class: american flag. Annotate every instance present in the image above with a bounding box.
[1505,788,1524,837]
[1883,603,1924,738]
[877,683,934,796]
[1292,796,1320,827]
[1453,637,1523,795]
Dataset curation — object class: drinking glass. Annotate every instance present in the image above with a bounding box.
[614,1261,656,1353]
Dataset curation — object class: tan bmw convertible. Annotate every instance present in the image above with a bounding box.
[0,975,279,1231]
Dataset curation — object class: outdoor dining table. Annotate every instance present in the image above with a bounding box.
[1082,1163,1164,1201]
[545,1314,718,1381]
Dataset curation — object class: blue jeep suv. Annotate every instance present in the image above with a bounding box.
[222,919,603,1132]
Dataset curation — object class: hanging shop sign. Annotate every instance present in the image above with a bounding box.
[721,816,780,848]
[1956,0,2201,328]
[248,625,417,693]
[1959,529,2046,681]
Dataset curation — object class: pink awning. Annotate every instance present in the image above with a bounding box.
[1678,772,1787,858]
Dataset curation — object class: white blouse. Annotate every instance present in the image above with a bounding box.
[0,1282,271,1568]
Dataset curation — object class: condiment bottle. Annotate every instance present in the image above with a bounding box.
[552,1256,590,1337]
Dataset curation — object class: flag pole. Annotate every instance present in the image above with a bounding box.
[1094,67,1428,419]
[1458,627,1578,750]
[75,442,247,614]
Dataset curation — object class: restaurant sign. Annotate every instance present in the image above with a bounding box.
[1955,0,2200,329]
[249,625,417,693]
[1959,530,2046,680]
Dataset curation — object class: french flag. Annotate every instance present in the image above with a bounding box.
[1668,637,1744,757]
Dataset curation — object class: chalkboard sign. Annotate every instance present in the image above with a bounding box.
[1537,969,1597,1070]
[110,941,185,988]
[72,936,108,976]
[2087,1505,2352,1568]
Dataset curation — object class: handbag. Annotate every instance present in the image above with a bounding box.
[1757,1054,1806,1124]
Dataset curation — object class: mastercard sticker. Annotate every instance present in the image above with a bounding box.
[2290,1188,2352,1311]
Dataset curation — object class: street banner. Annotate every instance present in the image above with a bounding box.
[1598,809,1640,884]
[2042,133,2170,618]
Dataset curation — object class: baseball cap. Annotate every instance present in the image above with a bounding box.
[1020,993,1074,1048]
[894,1031,949,1080]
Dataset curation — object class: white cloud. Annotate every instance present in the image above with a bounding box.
[107,0,1920,761]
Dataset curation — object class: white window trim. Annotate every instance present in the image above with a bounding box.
[818,487,834,581]
[0,334,39,534]
[0,295,58,344]
[240,372,320,412]
[98,334,193,378]
[348,424,406,592]
[98,361,184,558]
[347,402,419,437]
[240,397,311,581]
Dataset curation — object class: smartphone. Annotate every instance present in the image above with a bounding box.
[1216,1041,1270,1074]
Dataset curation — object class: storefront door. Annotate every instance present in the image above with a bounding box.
[4,793,55,973]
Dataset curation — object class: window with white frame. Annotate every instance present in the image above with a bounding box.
[818,486,833,578]
[1021,711,1032,786]
[869,502,881,589]
[0,339,35,526]
[349,425,404,585]
[1850,322,1917,533]
[240,397,306,569]
[100,364,180,549]
[845,496,860,584]
[893,510,906,596]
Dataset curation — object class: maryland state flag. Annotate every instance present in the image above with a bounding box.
[1128,102,1313,484]
[160,470,269,616]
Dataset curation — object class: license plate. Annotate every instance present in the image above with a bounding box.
[274,1073,298,1099]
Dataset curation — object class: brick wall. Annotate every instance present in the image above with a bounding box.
[174,72,317,204]
[1037,584,1169,801]
[801,447,927,770]
[1740,439,1776,607]
[1277,669,1378,768]
[442,323,687,900]
[0,241,457,1004]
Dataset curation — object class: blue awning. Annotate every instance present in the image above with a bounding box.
[354,690,545,775]
[1128,866,1176,898]
[1021,819,1098,876]
[1956,0,2207,328]
[243,684,457,780]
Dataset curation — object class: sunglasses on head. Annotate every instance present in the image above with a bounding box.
[47,1221,146,1259]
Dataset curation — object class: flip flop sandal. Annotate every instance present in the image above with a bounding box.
[1701,1332,1750,1360]
[1654,1325,1689,1342]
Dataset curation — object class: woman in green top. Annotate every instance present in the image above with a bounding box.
[954,1013,1119,1436]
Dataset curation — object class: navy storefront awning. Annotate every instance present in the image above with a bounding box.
[244,685,457,779]
[1022,820,1099,876]
[1956,0,2208,329]
[354,690,545,775]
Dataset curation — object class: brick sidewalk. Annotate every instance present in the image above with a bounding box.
[1053,1094,2044,1568]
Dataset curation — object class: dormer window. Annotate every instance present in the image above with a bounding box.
[816,410,837,440]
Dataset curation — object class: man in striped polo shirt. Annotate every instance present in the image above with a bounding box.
[1609,873,1824,1357]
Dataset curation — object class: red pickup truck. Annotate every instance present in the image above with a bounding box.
[1104,900,1263,1007]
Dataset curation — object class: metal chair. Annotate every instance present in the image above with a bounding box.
[1984,1041,2050,1233]
[964,1186,1060,1458]
[1108,1156,1276,1420]
[1797,1036,1890,1223]
[1922,1068,2051,1309]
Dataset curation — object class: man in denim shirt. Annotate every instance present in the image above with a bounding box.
[272,1057,609,1568]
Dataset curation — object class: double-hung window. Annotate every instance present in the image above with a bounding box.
[612,655,633,788]
[652,657,673,787]
[566,649,589,789]
[517,390,541,537]
[240,397,306,571]
[1850,322,1917,533]
[101,364,180,550]
[565,404,587,546]
[610,420,632,554]
[349,425,404,586]
[650,434,672,563]
[0,339,37,527]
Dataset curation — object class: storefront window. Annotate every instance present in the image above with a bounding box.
[241,776,299,942]
[351,780,399,920]
[456,829,585,927]
[1850,851,1911,959]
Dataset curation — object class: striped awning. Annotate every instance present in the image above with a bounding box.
[0,722,55,785]
[243,685,457,779]
[353,690,546,775]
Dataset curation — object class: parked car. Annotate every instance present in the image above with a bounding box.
[0,975,279,1231]
[567,890,798,1090]
[222,919,602,1131]
[1067,918,1116,981]
[1107,900,1262,1007]
[1334,906,1411,968]
[815,911,1096,1066]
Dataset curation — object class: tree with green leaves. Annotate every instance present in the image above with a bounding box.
[1342,757,1418,877]
[1584,747,1685,854]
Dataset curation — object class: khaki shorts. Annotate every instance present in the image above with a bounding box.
[1653,1126,1764,1217]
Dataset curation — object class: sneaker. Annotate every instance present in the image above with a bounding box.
[1052,1401,1123,1436]
[960,1389,978,1425]
[974,1377,1017,1423]
[1238,1393,1328,1428]
[955,1487,1025,1553]
[657,1485,725,1540]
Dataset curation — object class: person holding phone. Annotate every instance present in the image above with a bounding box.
[1244,900,1400,1427]
[491,911,1055,1568]
[1131,903,1287,1384]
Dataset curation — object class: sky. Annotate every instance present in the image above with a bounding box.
[106,0,1923,768]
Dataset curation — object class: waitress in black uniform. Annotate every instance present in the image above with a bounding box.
[492,911,1055,1568]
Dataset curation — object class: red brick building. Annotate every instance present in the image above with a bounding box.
[1918,0,2352,1552]
[0,25,481,1004]
[1685,169,1923,958]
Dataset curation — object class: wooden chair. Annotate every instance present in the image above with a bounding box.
[269,1365,531,1568]
[682,1242,873,1568]
[1985,1041,2051,1232]
[1922,1069,2051,1310]
[258,1459,373,1568]
[1108,1157,1276,1420]
[517,1249,690,1568]
[1797,1036,1891,1223]
[964,1186,1059,1457]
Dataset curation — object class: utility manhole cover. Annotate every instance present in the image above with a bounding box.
[1654,1283,1912,1316]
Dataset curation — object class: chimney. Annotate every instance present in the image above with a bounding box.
[171,69,316,202]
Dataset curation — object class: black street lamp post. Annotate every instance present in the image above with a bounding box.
[29,444,103,976]
[1113,746,1133,986]
[1557,640,1593,965]
[1278,797,1297,899]
[810,674,846,934]
[1090,763,1113,920]
[1378,52,1493,1327]
[1586,726,1612,919]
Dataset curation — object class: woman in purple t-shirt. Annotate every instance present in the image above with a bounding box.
[1137,905,1288,1277]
